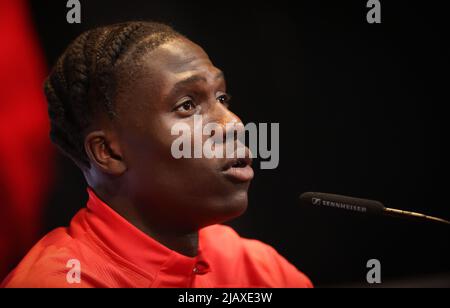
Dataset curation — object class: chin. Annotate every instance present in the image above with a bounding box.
[203,190,249,227]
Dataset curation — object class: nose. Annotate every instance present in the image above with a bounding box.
[213,101,242,127]
[209,102,244,140]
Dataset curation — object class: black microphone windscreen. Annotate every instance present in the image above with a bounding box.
[299,192,385,216]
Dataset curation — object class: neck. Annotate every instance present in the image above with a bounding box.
[128,216,199,257]
[91,186,199,257]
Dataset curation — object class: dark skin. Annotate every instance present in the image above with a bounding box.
[82,37,253,257]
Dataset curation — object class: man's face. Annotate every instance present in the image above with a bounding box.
[112,37,253,233]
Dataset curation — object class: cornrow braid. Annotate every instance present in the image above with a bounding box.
[95,22,145,117]
[44,21,181,167]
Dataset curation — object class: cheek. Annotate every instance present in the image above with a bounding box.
[120,118,197,179]
[122,114,237,195]
[123,113,175,154]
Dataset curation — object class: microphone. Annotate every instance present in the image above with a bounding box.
[299,192,450,226]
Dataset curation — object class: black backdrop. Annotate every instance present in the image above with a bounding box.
[29,0,449,286]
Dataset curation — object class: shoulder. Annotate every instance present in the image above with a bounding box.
[201,225,313,288]
[1,227,97,288]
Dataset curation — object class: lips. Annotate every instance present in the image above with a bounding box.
[222,150,254,183]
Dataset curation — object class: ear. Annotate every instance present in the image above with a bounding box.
[84,131,127,175]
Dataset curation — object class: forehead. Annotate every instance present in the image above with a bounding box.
[117,37,221,104]
[144,37,211,72]
[136,37,220,87]
[113,37,222,124]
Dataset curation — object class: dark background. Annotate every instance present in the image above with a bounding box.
[29,0,448,286]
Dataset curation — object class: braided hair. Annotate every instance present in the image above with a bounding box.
[44,21,181,167]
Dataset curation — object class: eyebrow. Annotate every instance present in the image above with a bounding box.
[170,71,225,95]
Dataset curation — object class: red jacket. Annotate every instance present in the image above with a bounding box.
[2,189,312,288]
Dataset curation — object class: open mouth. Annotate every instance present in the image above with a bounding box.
[222,156,254,183]
[231,157,251,168]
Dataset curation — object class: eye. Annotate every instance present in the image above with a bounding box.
[217,93,231,108]
[175,99,197,113]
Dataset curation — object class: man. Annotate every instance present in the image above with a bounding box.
[1,21,312,288]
